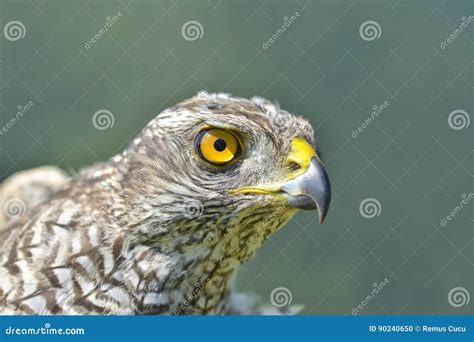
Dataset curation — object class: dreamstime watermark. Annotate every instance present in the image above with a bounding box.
[359,198,381,219]
[172,278,209,314]
[352,278,390,315]
[439,193,473,228]
[92,109,115,130]
[448,287,470,308]
[359,20,381,41]
[181,21,204,41]
[440,16,474,50]
[0,100,34,136]
[183,199,204,219]
[3,20,26,41]
[270,287,293,308]
[5,323,85,336]
[261,206,286,228]
[351,100,390,139]
[262,12,300,49]
[162,198,204,220]
[3,198,26,220]
[448,109,470,130]
[84,12,122,50]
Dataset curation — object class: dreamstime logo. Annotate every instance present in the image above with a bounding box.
[0,100,34,136]
[351,100,390,139]
[4,322,85,335]
[262,206,286,228]
[3,198,26,219]
[448,109,470,130]
[262,11,300,49]
[270,287,293,308]
[448,287,470,308]
[183,199,204,219]
[359,198,381,218]
[352,278,390,315]
[84,12,122,50]
[92,109,115,130]
[173,278,209,315]
[272,111,293,129]
[440,16,474,49]
[181,21,204,41]
[359,21,381,41]
[4,21,26,41]
[440,193,473,228]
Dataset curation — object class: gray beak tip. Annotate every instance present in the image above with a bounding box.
[318,206,329,224]
[315,188,331,224]
[281,157,331,224]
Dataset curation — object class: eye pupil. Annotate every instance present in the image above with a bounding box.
[214,138,227,152]
[195,128,241,166]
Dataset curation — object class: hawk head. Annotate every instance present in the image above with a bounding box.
[116,92,331,261]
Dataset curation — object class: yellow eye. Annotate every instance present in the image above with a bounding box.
[195,128,241,165]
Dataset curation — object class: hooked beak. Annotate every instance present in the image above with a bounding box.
[230,137,331,224]
[280,157,331,223]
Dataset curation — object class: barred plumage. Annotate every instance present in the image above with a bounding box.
[0,92,330,315]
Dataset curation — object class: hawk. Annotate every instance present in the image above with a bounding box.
[0,92,331,315]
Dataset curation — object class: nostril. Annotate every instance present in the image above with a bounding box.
[288,162,301,172]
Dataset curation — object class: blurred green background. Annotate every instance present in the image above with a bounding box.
[0,0,472,315]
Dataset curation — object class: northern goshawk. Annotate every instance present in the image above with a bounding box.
[0,92,331,315]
